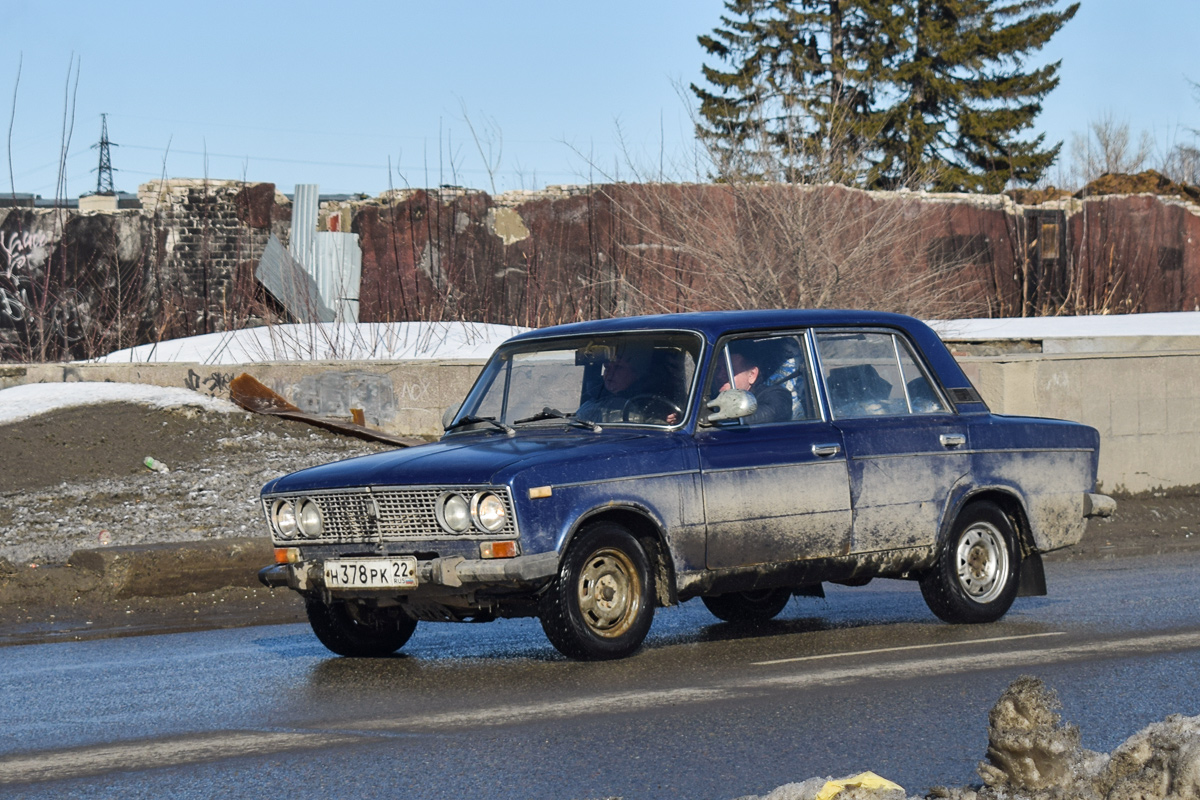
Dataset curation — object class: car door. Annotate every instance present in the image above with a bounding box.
[813,329,970,554]
[696,332,853,569]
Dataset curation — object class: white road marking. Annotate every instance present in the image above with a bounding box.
[750,631,1068,666]
[355,630,1200,733]
[7,629,1200,784]
[0,731,362,785]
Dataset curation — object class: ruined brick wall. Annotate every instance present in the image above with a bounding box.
[347,184,1024,324]
[0,180,287,362]
[139,179,288,338]
[1067,195,1200,314]
[3,179,1199,363]
[0,207,153,361]
[342,184,1200,327]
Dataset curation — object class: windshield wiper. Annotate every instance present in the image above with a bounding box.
[444,415,515,435]
[513,407,601,432]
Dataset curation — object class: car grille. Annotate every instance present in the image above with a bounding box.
[265,486,519,544]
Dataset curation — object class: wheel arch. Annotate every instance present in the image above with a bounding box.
[564,505,678,607]
[941,487,1035,558]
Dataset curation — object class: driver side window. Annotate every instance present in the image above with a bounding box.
[708,334,817,425]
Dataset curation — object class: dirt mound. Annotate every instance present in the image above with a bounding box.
[0,402,388,565]
[1077,170,1200,202]
[1007,186,1075,205]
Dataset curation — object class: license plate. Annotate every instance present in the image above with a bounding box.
[323,557,418,589]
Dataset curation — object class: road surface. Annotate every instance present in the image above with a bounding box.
[2,552,1199,799]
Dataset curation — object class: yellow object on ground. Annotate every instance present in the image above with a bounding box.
[815,771,904,800]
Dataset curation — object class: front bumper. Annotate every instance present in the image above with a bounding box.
[258,551,559,594]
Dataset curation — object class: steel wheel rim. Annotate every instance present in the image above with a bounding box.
[577,547,641,638]
[954,522,1009,603]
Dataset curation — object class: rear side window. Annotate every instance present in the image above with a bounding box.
[815,331,947,419]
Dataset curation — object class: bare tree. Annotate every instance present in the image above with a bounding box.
[1161,141,1200,186]
[1159,78,1200,187]
[1068,112,1154,187]
[585,90,982,321]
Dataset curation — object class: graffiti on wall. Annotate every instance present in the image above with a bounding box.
[0,230,52,324]
[185,368,236,397]
[0,229,87,348]
[1,230,51,320]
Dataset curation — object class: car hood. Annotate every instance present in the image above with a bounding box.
[263,429,673,493]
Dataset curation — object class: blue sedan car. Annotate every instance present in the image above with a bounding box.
[258,310,1114,660]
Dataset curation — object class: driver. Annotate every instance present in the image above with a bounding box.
[576,348,660,423]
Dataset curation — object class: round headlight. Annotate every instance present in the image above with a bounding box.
[472,492,507,532]
[297,499,324,538]
[273,499,298,539]
[438,492,471,533]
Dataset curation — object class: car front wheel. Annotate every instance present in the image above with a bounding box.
[920,501,1020,624]
[305,598,417,657]
[702,588,791,623]
[539,521,655,660]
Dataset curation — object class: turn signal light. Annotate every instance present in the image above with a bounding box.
[480,541,519,559]
[274,547,301,564]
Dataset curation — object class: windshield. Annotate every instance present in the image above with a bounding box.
[450,331,703,431]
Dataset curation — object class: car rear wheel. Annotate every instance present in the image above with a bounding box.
[305,598,417,657]
[920,501,1020,624]
[539,521,655,660]
[701,588,791,623]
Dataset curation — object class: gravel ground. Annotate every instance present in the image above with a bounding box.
[0,402,391,567]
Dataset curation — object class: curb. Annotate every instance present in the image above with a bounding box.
[66,537,273,598]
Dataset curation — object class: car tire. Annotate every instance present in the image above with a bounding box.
[305,598,417,657]
[920,501,1020,624]
[539,521,656,660]
[701,588,791,623]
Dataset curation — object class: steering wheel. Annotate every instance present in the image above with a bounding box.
[621,394,683,424]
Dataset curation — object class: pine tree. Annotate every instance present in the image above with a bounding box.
[693,0,1078,190]
[692,1,888,182]
[876,0,1078,191]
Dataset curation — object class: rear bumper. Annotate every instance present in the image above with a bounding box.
[258,551,559,593]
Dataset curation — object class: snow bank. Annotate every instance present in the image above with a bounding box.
[929,311,1200,341]
[91,321,530,365]
[85,313,1200,366]
[742,677,1200,800]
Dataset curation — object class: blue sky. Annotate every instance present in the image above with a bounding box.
[2,0,1197,199]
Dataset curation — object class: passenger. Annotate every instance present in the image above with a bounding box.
[714,341,792,424]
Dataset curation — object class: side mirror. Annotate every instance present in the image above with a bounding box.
[703,389,757,424]
[441,404,462,430]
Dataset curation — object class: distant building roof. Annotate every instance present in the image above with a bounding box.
[0,191,140,210]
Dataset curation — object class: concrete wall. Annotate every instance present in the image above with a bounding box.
[14,360,485,441]
[959,350,1200,494]
[8,344,1196,495]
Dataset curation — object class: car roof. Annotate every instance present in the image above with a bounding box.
[506,309,929,344]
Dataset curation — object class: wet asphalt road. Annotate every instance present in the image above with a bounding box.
[3,552,1200,799]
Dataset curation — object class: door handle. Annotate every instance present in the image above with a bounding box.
[812,443,841,457]
[939,433,966,448]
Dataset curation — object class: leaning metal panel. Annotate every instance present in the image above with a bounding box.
[265,485,518,544]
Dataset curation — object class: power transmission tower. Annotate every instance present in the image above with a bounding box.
[91,113,117,195]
